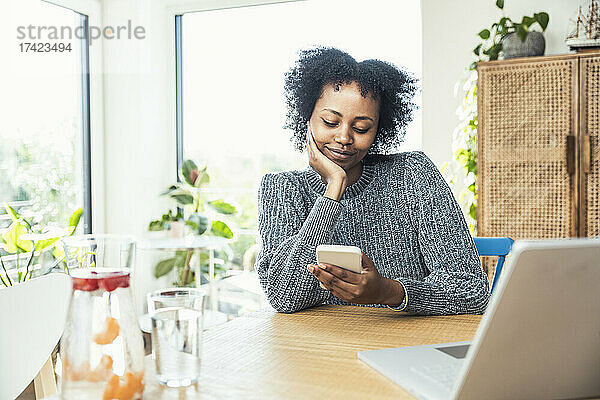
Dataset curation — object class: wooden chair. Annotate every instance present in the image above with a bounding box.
[473,237,514,294]
[0,273,71,400]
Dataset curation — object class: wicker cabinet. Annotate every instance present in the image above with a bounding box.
[477,52,600,239]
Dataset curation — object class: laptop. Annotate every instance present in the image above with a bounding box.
[358,239,600,400]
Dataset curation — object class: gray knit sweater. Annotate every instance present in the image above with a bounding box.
[255,151,489,315]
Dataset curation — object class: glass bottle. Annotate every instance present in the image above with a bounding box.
[60,269,145,400]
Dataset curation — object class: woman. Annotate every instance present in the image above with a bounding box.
[256,47,489,314]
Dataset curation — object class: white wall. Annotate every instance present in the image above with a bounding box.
[421,0,577,168]
[102,0,176,237]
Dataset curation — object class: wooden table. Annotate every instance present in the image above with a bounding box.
[144,305,482,399]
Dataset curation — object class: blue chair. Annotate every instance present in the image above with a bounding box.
[473,237,514,294]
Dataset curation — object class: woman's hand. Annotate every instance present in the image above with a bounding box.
[307,253,405,306]
[306,122,347,200]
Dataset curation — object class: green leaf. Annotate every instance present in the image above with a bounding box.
[208,199,237,215]
[181,160,199,186]
[4,203,32,230]
[35,237,60,252]
[488,43,502,60]
[184,219,195,230]
[52,245,65,261]
[534,12,549,31]
[211,220,233,239]
[2,222,33,253]
[154,257,176,278]
[149,220,165,231]
[478,29,490,40]
[4,203,21,221]
[469,61,477,71]
[473,44,482,56]
[68,208,83,229]
[186,213,208,235]
[469,204,477,220]
[497,17,510,35]
[521,16,535,29]
[495,0,504,9]
[160,209,183,222]
[194,169,210,188]
[174,251,188,266]
[170,194,194,205]
[516,24,528,42]
[161,185,179,196]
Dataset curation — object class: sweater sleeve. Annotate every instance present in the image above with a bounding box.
[394,152,490,315]
[255,173,342,313]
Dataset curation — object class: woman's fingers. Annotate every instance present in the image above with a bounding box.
[306,123,321,161]
[319,263,363,284]
[308,264,359,296]
[328,284,356,303]
[306,122,328,162]
[306,124,320,168]
[308,255,388,305]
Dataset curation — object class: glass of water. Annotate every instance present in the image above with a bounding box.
[147,288,206,387]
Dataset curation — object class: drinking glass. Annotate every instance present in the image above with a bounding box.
[147,288,205,387]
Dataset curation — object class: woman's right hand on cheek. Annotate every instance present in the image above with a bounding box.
[306,122,347,186]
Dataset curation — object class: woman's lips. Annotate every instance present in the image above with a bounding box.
[325,147,356,161]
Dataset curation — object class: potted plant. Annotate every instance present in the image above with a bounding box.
[0,204,82,286]
[148,160,237,286]
[472,0,549,63]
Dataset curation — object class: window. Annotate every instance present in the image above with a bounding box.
[177,0,422,268]
[0,1,92,234]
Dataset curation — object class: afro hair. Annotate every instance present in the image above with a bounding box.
[283,46,419,154]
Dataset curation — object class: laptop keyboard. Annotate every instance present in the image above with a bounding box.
[410,361,462,390]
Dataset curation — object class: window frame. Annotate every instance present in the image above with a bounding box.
[80,12,93,233]
[170,0,302,181]
[43,0,106,233]
[175,14,184,179]
[0,0,104,272]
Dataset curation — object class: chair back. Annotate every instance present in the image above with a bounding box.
[0,273,71,400]
[473,237,514,294]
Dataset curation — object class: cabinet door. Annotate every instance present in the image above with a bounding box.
[477,58,578,239]
[580,55,600,237]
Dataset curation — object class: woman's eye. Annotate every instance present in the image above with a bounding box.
[322,119,337,127]
[354,127,369,134]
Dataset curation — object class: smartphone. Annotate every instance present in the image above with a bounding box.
[315,245,363,289]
